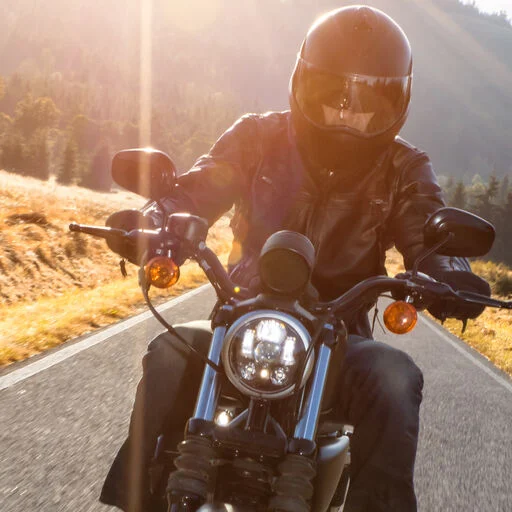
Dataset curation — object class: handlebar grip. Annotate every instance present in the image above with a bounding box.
[68,223,127,239]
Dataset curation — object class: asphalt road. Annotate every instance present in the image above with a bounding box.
[1,285,511,511]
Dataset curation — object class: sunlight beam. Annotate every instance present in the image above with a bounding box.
[140,0,152,148]
[410,0,512,106]
[138,0,153,198]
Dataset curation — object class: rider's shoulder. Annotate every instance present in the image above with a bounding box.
[238,110,290,130]
[235,110,290,131]
[388,137,440,191]
[391,136,430,160]
[389,136,432,173]
[230,111,290,146]
[239,110,290,124]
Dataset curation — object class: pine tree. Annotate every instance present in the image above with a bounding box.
[80,145,112,191]
[499,175,510,206]
[450,180,466,209]
[503,193,512,266]
[487,174,500,201]
[0,132,25,172]
[14,95,60,138]
[24,130,50,180]
[471,174,500,222]
[58,137,77,185]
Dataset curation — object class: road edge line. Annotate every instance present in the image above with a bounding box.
[419,314,512,394]
[0,284,209,391]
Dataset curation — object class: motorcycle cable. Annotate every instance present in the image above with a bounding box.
[371,294,394,336]
[140,271,223,373]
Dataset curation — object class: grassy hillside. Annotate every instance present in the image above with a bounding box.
[0,170,145,306]
[0,169,232,364]
[385,251,512,377]
[0,170,510,377]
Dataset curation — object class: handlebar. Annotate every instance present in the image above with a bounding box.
[69,223,127,239]
[69,221,512,314]
[456,290,512,309]
[68,221,248,300]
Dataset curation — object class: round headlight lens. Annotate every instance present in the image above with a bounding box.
[222,311,313,399]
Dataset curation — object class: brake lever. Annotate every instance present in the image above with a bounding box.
[395,272,454,307]
[455,290,512,310]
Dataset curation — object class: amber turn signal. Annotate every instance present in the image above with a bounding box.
[383,301,418,335]
[145,257,180,289]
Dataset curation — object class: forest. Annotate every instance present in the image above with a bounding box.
[441,174,512,267]
[0,0,510,263]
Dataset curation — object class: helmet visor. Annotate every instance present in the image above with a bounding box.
[293,59,411,136]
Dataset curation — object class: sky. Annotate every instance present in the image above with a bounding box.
[462,0,512,19]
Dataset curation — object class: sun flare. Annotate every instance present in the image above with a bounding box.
[162,0,221,32]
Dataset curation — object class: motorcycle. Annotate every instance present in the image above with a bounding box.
[69,148,511,511]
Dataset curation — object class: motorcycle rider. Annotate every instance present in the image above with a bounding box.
[100,6,491,511]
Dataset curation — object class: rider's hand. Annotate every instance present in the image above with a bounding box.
[105,209,157,264]
[427,270,491,321]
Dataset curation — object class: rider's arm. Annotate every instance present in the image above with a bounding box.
[388,144,491,319]
[387,144,470,275]
[143,114,262,226]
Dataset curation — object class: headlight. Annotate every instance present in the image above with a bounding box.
[222,311,314,399]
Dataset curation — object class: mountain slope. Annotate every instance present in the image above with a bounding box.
[1,0,511,178]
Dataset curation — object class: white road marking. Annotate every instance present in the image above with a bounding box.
[0,285,210,391]
[419,314,512,394]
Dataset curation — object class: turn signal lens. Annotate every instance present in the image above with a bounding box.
[383,301,418,335]
[145,257,180,288]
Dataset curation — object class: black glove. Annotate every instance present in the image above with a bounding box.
[105,209,157,264]
[427,270,491,321]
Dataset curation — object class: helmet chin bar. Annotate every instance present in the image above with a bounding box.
[289,91,404,172]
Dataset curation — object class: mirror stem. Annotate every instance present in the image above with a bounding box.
[412,233,454,277]
[155,199,166,229]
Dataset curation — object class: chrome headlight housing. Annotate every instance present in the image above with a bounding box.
[222,311,314,399]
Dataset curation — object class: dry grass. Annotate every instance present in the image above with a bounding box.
[0,170,146,306]
[0,267,206,364]
[0,170,232,366]
[385,248,512,377]
[470,260,512,297]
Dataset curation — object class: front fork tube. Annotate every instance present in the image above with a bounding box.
[270,342,333,512]
[192,326,226,421]
[294,343,333,441]
[168,327,226,508]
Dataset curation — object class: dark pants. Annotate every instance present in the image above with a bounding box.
[100,320,423,512]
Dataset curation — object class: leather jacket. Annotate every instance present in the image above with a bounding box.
[144,111,469,333]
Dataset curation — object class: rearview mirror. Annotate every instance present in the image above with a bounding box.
[424,207,495,257]
[111,148,177,200]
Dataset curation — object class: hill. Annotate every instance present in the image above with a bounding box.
[0,0,511,180]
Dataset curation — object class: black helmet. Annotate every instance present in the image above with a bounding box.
[289,5,413,171]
